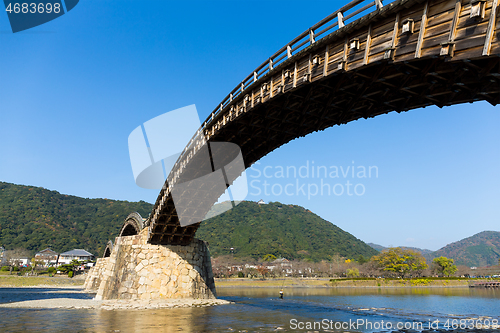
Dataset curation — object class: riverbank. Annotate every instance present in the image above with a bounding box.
[0,297,231,310]
[215,277,476,288]
[0,274,85,288]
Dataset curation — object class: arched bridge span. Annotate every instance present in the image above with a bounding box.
[145,0,500,245]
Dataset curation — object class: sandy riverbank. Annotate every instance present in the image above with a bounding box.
[0,296,231,310]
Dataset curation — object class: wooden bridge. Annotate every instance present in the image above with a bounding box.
[132,0,500,245]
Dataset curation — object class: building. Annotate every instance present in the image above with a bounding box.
[57,249,94,265]
[257,199,265,205]
[0,246,5,266]
[35,248,59,267]
[9,257,30,267]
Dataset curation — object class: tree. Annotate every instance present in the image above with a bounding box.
[357,255,369,264]
[432,256,457,277]
[262,254,277,262]
[347,267,360,278]
[256,265,269,279]
[371,247,428,278]
[5,248,32,267]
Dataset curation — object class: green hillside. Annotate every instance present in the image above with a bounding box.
[431,231,500,267]
[0,181,377,262]
[0,181,152,256]
[197,201,378,261]
[368,232,500,267]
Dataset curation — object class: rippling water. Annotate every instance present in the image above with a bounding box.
[0,287,498,332]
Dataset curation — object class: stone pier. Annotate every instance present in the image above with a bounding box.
[84,228,216,300]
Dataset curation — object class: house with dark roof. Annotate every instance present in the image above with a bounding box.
[57,249,94,265]
[35,248,59,267]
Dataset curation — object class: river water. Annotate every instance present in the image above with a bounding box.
[0,287,499,332]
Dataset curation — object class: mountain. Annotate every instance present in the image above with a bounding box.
[431,231,500,267]
[368,243,434,256]
[0,181,377,262]
[197,201,378,261]
[0,181,152,256]
[368,232,500,267]
[367,243,387,252]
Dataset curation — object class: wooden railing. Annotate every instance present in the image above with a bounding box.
[159,0,393,199]
[202,0,386,129]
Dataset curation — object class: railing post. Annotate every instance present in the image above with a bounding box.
[287,45,292,58]
[375,0,383,9]
[269,58,273,70]
[309,28,315,44]
[337,12,344,28]
[241,82,245,92]
[254,71,258,82]
[230,93,233,102]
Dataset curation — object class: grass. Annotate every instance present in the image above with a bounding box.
[0,275,85,287]
[215,277,478,288]
[216,278,338,288]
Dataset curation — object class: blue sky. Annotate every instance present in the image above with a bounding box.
[0,0,498,251]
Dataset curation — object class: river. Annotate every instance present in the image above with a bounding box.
[0,287,498,332]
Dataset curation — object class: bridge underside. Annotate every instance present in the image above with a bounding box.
[148,54,500,245]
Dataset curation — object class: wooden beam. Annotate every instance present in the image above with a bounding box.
[293,61,297,88]
[270,75,274,98]
[448,0,462,42]
[483,0,499,55]
[415,1,429,58]
[363,24,372,65]
[323,44,329,76]
[391,13,400,49]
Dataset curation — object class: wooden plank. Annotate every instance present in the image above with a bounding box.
[348,41,367,62]
[425,20,452,37]
[453,45,484,60]
[349,58,366,70]
[369,51,386,63]
[455,33,489,51]
[483,0,499,55]
[370,39,395,55]
[371,20,398,38]
[363,24,372,65]
[455,20,489,40]
[421,44,443,57]
[415,1,430,58]
[370,29,394,47]
[427,0,456,19]
[396,41,419,56]
[422,30,451,48]
[426,8,456,29]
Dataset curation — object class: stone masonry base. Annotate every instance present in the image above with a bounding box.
[83,229,216,300]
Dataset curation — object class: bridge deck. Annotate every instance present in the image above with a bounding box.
[146,0,500,245]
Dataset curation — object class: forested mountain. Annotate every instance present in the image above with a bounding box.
[198,201,378,261]
[0,181,152,256]
[368,231,500,267]
[431,231,500,267]
[0,181,377,261]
